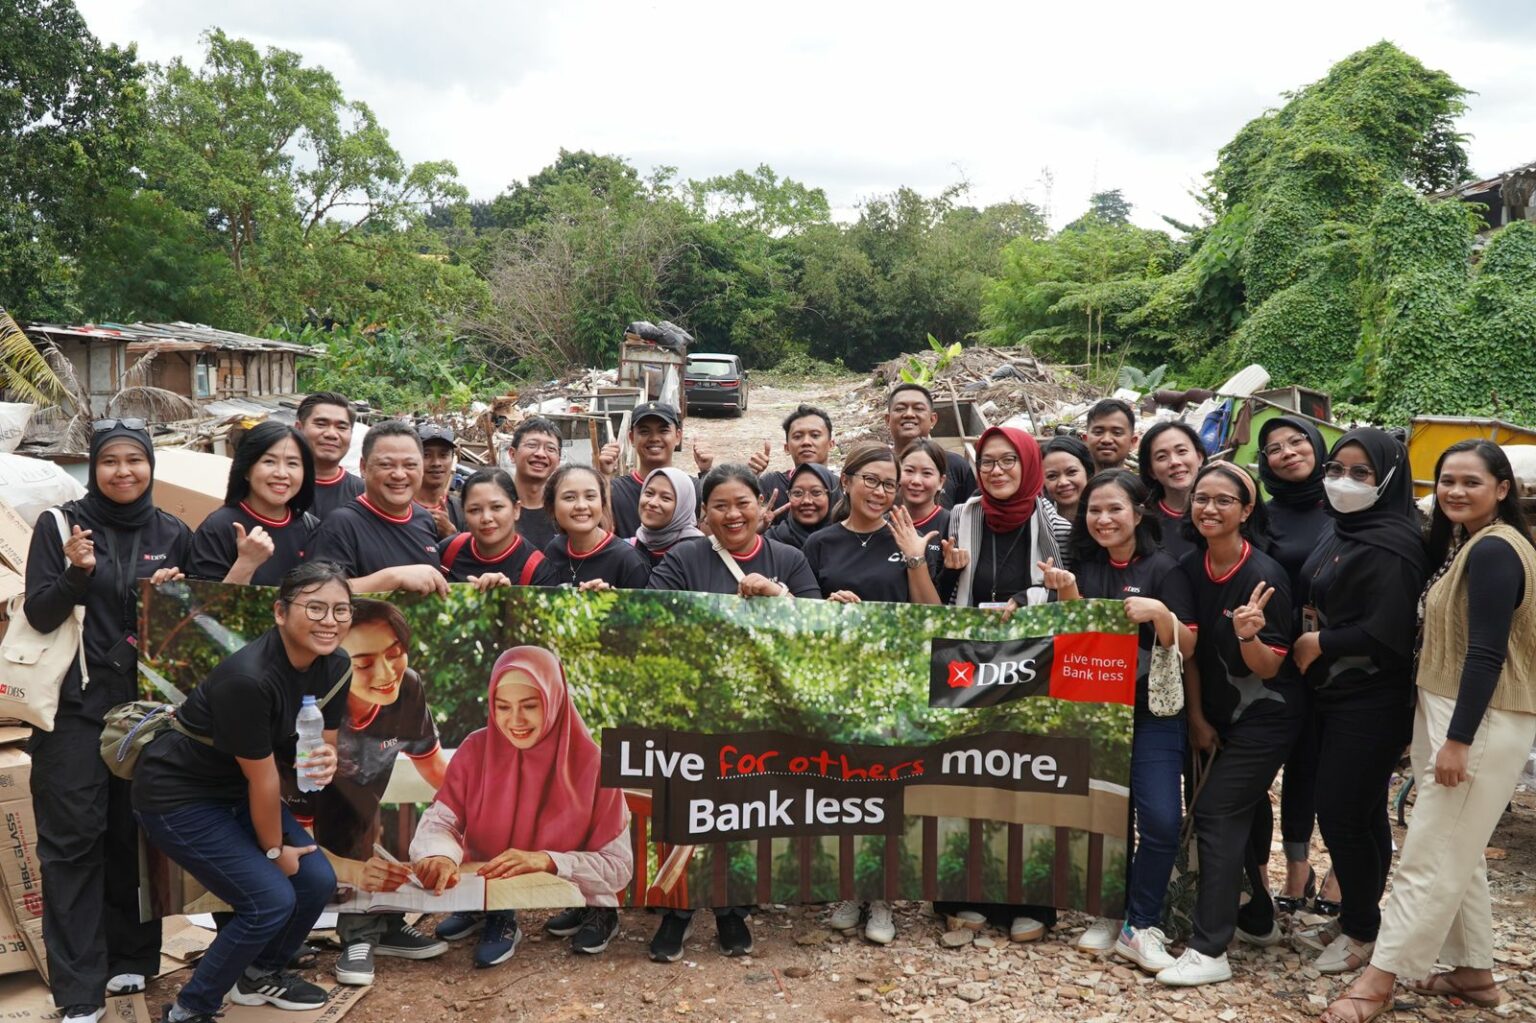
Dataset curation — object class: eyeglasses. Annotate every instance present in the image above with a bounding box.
[418,424,456,444]
[93,418,147,432]
[518,440,561,456]
[1261,436,1311,459]
[1323,461,1376,483]
[788,487,828,501]
[1190,493,1243,509]
[978,455,1020,473]
[853,473,898,494]
[285,600,355,622]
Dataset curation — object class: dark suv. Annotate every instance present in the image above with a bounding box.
[683,353,749,416]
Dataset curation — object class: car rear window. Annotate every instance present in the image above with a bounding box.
[688,360,736,378]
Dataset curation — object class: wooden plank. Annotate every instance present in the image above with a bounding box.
[883,832,901,902]
[839,834,855,901]
[1052,827,1071,908]
[1006,823,1024,904]
[921,818,938,902]
[1086,833,1104,917]
[966,819,984,902]
[756,838,773,905]
[798,837,812,902]
[711,843,729,906]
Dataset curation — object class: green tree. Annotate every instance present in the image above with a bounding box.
[0,0,145,319]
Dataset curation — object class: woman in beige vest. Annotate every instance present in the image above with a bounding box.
[1323,440,1536,1022]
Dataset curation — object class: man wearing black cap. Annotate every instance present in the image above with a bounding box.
[414,423,465,539]
[602,401,697,538]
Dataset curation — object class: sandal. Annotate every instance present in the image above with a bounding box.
[1312,870,1341,917]
[1408,971,1502,1008]
[1276,866,1317,914]
[1319,991,1392,1023]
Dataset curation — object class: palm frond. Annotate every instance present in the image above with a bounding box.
[0,306,69,406]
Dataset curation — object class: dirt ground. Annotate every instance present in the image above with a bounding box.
[139,377,1536,1021]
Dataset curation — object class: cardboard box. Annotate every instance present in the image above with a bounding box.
[152,448,231,529]
[0,906,28,976]
[0,794,41,926]
[0,494,30,576]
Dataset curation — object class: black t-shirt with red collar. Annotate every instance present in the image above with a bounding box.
[610,469,701,539]
[911,505,950,563]
[1149,500,1197,563]
[538,531,651,588]
[645,535,822,598]
[308,467,366,520]
[1176,540,1300,728]
[417,493,466,535]
[1074,549,1191,718]
[308,495,440,577]
[188,502,316,586]
[437,531,547,586]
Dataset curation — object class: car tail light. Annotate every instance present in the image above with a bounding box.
[720,379,738,387]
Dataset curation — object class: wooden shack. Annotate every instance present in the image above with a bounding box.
[21,321,318,415]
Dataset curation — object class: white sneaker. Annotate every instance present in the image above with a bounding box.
[864,901,895,944]
[1235,921,1284,948]
[826,900,861,930]
[947,909,986,931]
[1009,915,1045,942]
[1156,947,1232,986]
[1315,931,1374,974]
[61,1010,104,1023]
[1076,917,1120,953]
[106,973,146,994]
[1114,924,1177,973]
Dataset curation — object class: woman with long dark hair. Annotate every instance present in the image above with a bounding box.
[189,421,317,585]
[538,464,649,589]
[1046,471,1195,972]
[1290,429,1425,977]
[1157,462,1303,987]
[899,438,950,549]
[1040,436,1093,545]
[1256,415,1334,915]
[21,420,192,1022]
[1138,421,1206,562]
[1324,441,1536,1022]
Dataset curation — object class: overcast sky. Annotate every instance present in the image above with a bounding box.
[75,0,1536,233]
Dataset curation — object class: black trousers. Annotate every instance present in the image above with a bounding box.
[1313,680,1412,943]
[1279,687,1321,858]
[1189,703,1303,958]
[30,712,161,1008]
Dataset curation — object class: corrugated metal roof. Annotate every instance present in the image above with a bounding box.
[1434,158,1536,200]
[25,320,319,356]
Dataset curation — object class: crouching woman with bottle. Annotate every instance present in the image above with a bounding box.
[133,562,352,1022]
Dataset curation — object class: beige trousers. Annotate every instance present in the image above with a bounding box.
[1372,689,1536,977]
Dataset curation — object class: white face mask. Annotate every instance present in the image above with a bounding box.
[1324,465,1395,515]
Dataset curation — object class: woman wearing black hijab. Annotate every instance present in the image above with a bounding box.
[1256,415,1334,914]
[21,420,192,1022]
[767,462,837,549]
[1293,428,1426,975]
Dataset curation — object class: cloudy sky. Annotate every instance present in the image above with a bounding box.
[75,0,1536,233]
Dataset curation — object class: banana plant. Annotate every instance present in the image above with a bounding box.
[900,333,965,385]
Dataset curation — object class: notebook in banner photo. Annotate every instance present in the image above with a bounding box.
[928,630,1136,709]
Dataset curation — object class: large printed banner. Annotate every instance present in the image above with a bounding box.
[138,582,1137,916]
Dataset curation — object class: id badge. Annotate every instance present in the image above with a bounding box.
[105,633,139,674]
[979,601,1011,611]
[1301,605,1320,634]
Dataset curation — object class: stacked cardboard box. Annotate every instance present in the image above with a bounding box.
[0,494,30,654]
[0,733,40,977]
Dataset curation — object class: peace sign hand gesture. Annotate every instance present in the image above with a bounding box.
[1232,581,1274,642]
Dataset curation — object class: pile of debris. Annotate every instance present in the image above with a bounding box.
[840,345,1100,439]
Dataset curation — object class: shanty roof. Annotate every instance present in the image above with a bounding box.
[1434,158,1536,201]
[25,320,319,357]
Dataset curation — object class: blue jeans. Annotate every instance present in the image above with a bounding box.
[1125,715,1186,928]
[137,803,335,1015]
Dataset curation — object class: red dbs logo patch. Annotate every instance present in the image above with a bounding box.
[947,661,975,688]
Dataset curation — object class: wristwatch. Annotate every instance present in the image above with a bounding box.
[265,846,282,860]
[901,554,926,570]
[1237,633,1256,644]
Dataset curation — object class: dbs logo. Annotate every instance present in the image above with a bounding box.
[947,662,975,688]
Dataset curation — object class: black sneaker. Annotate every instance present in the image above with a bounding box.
[544,906,588,937]
[571,908,620,954]
[333,941,374,986]
[649,911,694,962]
[717,912,753,956]
[436,911,484,941]
[473,912,523,969]
[375,917,449,959]
[228,969,329,1010]
[160,1004,223,1023]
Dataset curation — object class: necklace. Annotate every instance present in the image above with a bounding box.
[846,523,885,549]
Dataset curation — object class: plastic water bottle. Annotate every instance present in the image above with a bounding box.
[296,695,326,793]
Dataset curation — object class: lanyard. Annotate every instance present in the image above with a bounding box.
[988,523,1028,604]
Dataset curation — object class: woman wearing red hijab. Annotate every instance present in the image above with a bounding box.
[936,426,1069,943]
[410,647,632,965]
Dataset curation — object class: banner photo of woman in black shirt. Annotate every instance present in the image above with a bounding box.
[438,469,548,589]
[630,466,705,570]
[802,442,942,607]
[189,421,318,586]
[538,464,650,589]
[1157,462,1303,989]
[766,462,836,550]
